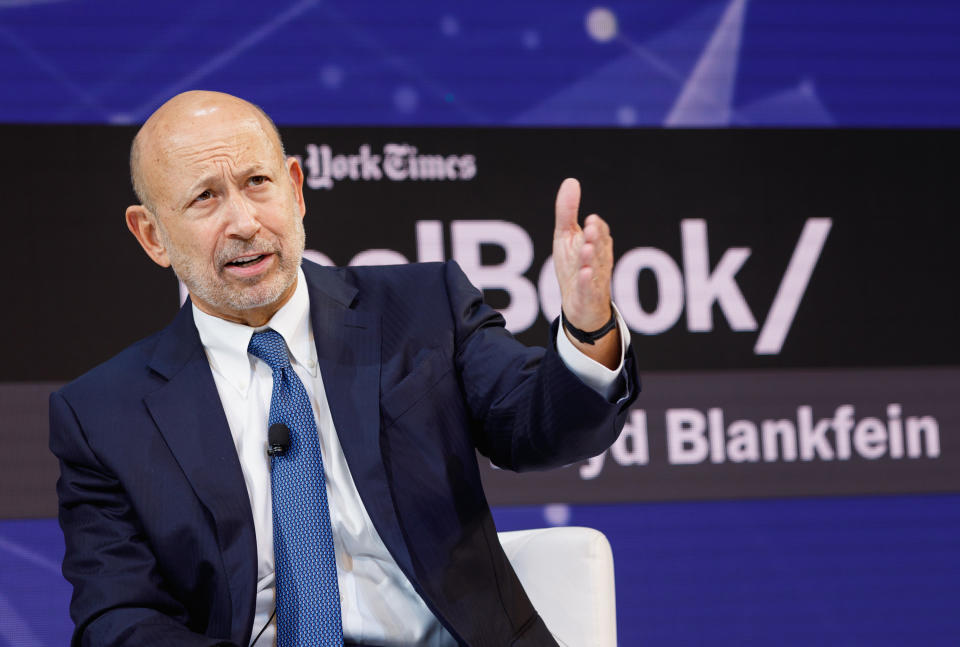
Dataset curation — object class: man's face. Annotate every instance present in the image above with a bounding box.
[142,110,306,323]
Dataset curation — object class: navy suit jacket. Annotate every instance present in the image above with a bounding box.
[51,260,638,646]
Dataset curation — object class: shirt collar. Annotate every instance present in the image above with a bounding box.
[192,267,316,396]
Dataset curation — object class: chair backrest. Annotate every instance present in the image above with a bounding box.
[498,526,617,647]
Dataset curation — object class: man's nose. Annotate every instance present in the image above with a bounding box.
[223,192,261,239]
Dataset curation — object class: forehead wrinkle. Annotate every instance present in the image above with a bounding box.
[169,142,245,175]
[162,123,260,167]
[185,161,268,197]
[157,132,277,203]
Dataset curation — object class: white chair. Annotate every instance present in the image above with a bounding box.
[498,527,617,647]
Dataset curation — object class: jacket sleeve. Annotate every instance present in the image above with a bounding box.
[49,391,237,647]
[442,260,640,471]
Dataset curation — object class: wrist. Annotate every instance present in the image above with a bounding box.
[561,306,616,345]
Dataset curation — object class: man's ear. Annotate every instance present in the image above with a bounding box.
[125,205,171,268]
[286,156,306,219]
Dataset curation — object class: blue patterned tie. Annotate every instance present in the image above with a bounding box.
[248,329,343,646]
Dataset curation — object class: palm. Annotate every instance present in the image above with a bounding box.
[552,178,613,331]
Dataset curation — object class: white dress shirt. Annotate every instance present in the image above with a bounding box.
[192,267,630,646]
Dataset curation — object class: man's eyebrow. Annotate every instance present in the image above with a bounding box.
[183,165,267,201]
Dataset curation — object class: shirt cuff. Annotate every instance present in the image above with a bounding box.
[555,302,632,401]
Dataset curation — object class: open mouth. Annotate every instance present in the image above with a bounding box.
[226,254,267,268]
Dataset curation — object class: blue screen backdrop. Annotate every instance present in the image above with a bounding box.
[2,496,959,646]
[1,0,958,127]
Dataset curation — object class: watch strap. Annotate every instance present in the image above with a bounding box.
[561,307,617,345]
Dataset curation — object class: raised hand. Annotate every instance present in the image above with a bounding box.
[552,178,620,368]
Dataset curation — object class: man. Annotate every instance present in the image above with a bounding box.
[50,91,638,646]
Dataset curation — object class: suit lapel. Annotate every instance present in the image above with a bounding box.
[303,263,416,579]
[136,265,416,642]
[143,304,257,645]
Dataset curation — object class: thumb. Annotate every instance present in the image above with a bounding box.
[554,178,581,235]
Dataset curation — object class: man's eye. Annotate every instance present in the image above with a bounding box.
[249,175,268,186]
[195,190,212,202]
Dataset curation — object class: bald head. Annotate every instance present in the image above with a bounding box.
[123,90,308,326]
[129,90,285,214]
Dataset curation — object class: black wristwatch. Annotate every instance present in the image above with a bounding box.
[561,307,617,345]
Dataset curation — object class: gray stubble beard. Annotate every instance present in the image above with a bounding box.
[159,215,306,315]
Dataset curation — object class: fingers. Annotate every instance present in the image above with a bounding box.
[578,214,613,271]
[579,241,595,265]
[582,213,610,240]
[577,265,596,292]
[554,178,581,235]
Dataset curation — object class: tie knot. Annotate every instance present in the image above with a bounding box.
[248,329,291,372]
